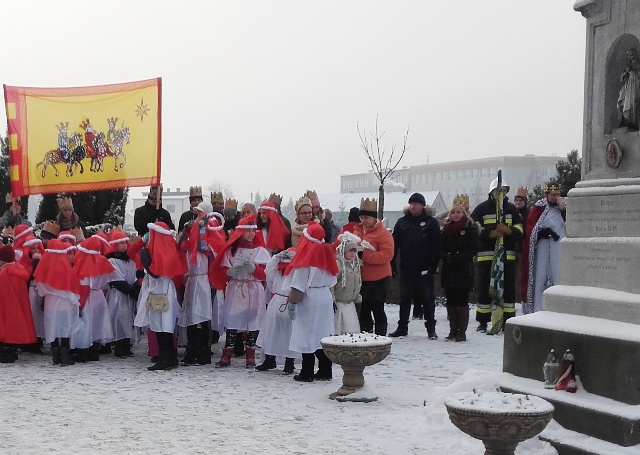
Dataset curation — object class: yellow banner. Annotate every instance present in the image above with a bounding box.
[4,78,161,195]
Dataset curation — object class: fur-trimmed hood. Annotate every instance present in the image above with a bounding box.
[402,205,435,217]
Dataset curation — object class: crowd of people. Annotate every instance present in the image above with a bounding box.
[0,177,566,379]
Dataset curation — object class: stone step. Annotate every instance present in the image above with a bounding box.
[542,285,640,326]
[503,312,640,405]
[499,374,640,448]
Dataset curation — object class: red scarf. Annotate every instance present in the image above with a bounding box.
[443,217,469,236]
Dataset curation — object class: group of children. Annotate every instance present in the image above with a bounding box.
[0,196,365,384]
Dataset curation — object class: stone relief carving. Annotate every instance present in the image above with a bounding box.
[605,138,622,168]
[617,48,640,131]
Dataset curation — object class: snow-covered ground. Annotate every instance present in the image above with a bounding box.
[0,304,617,454]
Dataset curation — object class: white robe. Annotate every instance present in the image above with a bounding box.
[106,257,138,341]
[285,266,337,354]
[178,251,212,327]
[134,275,180,334]
[36,282,82,343]
[256,256,299,358]
[219,247,270,332]
[29,281,45,338]
[532,207,566,312]
[71,274,113,348]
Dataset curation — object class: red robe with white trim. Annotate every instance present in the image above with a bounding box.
[0,262,37,344]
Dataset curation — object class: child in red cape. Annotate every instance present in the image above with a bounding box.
[0,245,37,363]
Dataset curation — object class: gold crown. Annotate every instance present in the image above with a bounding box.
[515,187,528,198]
[42,221,61,236]
[450,194,470,211]
[56,196,73,211]
[295,195,312,213]
[224,198,238,210]
[70,227,84,241]
[211,191,224,204]
[305,189,319,204]
[544,182,561,193]
[359,198,377,213]
[189,186,202,198]
[267,193,283,208]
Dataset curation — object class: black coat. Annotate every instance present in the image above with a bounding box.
[439,220,479,289]
[134,202,175,236]
[391,209,441,273]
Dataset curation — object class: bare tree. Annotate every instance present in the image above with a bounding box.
[357,116,409,219]
[206,180,234,199]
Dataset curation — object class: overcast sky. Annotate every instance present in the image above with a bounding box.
[1,1,586,203]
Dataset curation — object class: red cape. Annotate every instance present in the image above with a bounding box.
[0,262,37,344]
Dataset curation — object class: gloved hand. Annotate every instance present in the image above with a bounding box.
[129,283,141,300]
[243,262,256,274]
[550,230,560,241]
[288,302,296,321]
[360,240,376,251]
[226,266,243,278]
[537,227,558,240]
[135,269,146,280]
[496,223,512,235]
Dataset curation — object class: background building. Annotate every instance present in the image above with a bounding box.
[341,155,559,208]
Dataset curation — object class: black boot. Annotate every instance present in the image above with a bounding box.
[114,339,133,358]
[99,343,112,354]
[73,349,88,363]
[211,330,220,345]
[60,347,75,366]
[0,346,16,363]
[181,344,198,366]
[388,325,408,337]
[282,357,295,375]
[148,350,176,371]
[255,354,277,371]
[196,346,212,365]
[374,323,388,337]
[51,346,61,365]
[294,353,315,382]
[314,349,332,380]
[87,343,100,361]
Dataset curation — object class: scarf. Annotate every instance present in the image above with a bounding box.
[291,221,308,247]
[443,217,469,236]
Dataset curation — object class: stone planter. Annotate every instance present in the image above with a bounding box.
[444,391,554,455]
[321,333,392,402]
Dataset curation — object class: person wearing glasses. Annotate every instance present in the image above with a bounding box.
[291,195,315,247]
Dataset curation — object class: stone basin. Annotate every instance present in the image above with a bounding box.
[444,391,554,455]
[321,333,392,402]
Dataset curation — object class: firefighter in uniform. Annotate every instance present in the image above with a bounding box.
[470,176,523,333]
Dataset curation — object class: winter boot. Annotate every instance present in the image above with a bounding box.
[181,344,198,366]
[282,357,295,375]
[454,307,470,342]
[73,349,88,363]
[314,349,332,381]
[388,325,408,337]
[196,346,212,365]
[255,354,277,371]
[245,347,256,367]
[99,343,112,354]
[51,346,61,365]
[87,343,100,361]
[374,323,388,337]
[59,347,76,366]
[294,353,315,382]
[445,307,459,341]
[476,322,487,333]
[211,330,220,345]
[215,347,234,368]
[148,350,175,371]
[0,346,15,363]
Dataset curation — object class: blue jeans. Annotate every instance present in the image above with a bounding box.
[398,271,436,333]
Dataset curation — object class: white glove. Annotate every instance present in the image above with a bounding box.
[288,303,296,321]
[243,262,256,273]
[226,267,242,278]
[361,240,376,251]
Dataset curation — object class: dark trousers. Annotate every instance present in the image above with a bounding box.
[398,271,436,332]
[359,277,390,335]
[444,287,470,308]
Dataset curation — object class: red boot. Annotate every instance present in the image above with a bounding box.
[245,347,256,367]
[215,347,233,368]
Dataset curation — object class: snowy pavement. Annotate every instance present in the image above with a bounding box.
[1,304,560,454]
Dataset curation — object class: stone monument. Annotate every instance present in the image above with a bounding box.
[501,1,640,452]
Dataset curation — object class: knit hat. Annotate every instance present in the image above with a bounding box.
[0,244,15,263]
[408,192,426,206]
[348,207,360,223]
[195,200,213,214]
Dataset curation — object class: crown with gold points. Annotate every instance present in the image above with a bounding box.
[450,194,470,212]
[305,189,319,206]
[189,186,202,199]
[56,122,69,132]
[224,198,238,210]
[295,195,312,213]
[80,118,91,130]
[267,193,283,209]
[358,198,378,217]
[544,182,561,193]
[211,191,224,204]
[515,187,528,198]
[56,196,73,211]
[42,220,61,237]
